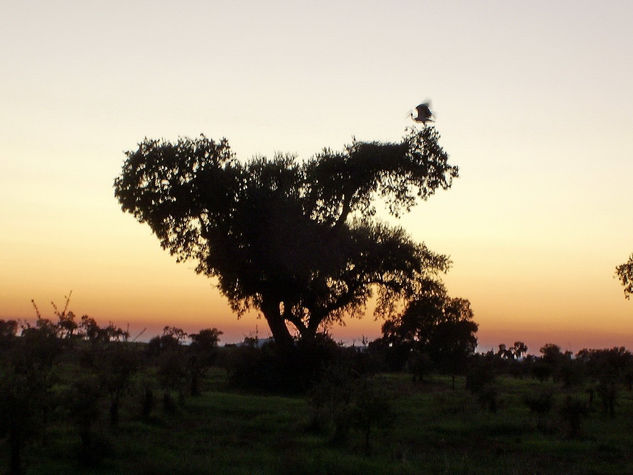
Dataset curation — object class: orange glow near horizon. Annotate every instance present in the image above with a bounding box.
[2,1,633,353]
[4,252,633,353]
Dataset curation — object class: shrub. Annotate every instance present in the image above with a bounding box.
[308,362,356,438]
[351,378,393,455]
[226,334,343,393]
[466,357,498,412]
[308,367,393,452]
[524,389,554,432]
[407,351,432,382]
[559,396,588,438]
[65,375,104,465]
[596,380,617,418]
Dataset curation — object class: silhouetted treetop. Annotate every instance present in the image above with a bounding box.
[382,286,478,354]
[114,126,458,348]
[190,328,222,349]
[0,319,18,343]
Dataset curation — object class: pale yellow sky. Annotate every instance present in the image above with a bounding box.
[1,1,632,351]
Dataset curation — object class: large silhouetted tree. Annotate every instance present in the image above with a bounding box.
[616,254,633,299]
[114,126,458,350]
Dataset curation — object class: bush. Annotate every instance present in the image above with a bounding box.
[532,360,552,382]
[226,334,343,393]
[557,359,584,388]
[65,375,104,465]
[308,366,393,453]
[559,396,588,438]
[465,357,494,393]
[407,351,432,382]
[524,389,554,432]
[596,380,617,417]
[351,378,393,455]
[308,363,356,441]
[466,357,498,412]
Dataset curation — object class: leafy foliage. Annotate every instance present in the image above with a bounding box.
[188,328,222,396]
[559,396,588,439]
[308,363,392,452]
[381,286,478,381]
[616,254,633,299]
[0,318,62,474]
[225,333,343,393]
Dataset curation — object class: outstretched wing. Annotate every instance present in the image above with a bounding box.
[414,103,432,122]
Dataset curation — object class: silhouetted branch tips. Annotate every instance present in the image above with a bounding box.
[615,253,633,299]
[132,328,147,342]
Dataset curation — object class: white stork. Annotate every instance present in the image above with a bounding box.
[411,102,433,124]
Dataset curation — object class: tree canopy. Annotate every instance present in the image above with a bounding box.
[381,286,478,372]
[114,126,458,348]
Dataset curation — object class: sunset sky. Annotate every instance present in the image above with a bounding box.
[2,0,632,352]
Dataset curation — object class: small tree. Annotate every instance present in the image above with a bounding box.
[66,375,102,464]
[559,396,588,438]
[0,319,18,353]
[537,343,570,382]
[99,341,137,427]
[187,328,222,396]
[466,356,498,412]
[149,327,188,411]
[0,319,61,475]
[576,347,632,417]
[308,362,356,441]
[382,286,478,387]
[351,378,393,455]
[49,292,78,340]
[31,292,80,343]
[407,351,432,382]
[524,388,554,433]
[512,341,528,359]
[76,317,134,427]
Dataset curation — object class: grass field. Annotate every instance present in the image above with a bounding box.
[6,368,633,474]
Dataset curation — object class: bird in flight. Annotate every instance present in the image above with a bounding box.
[411,102,433,124]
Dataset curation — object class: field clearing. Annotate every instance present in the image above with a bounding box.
[7,368,633,474]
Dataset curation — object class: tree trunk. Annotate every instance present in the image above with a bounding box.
[261,298,294,351]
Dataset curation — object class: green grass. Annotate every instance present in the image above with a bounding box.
[5,371,633,474]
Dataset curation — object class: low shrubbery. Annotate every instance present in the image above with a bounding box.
[4,299,633,473]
